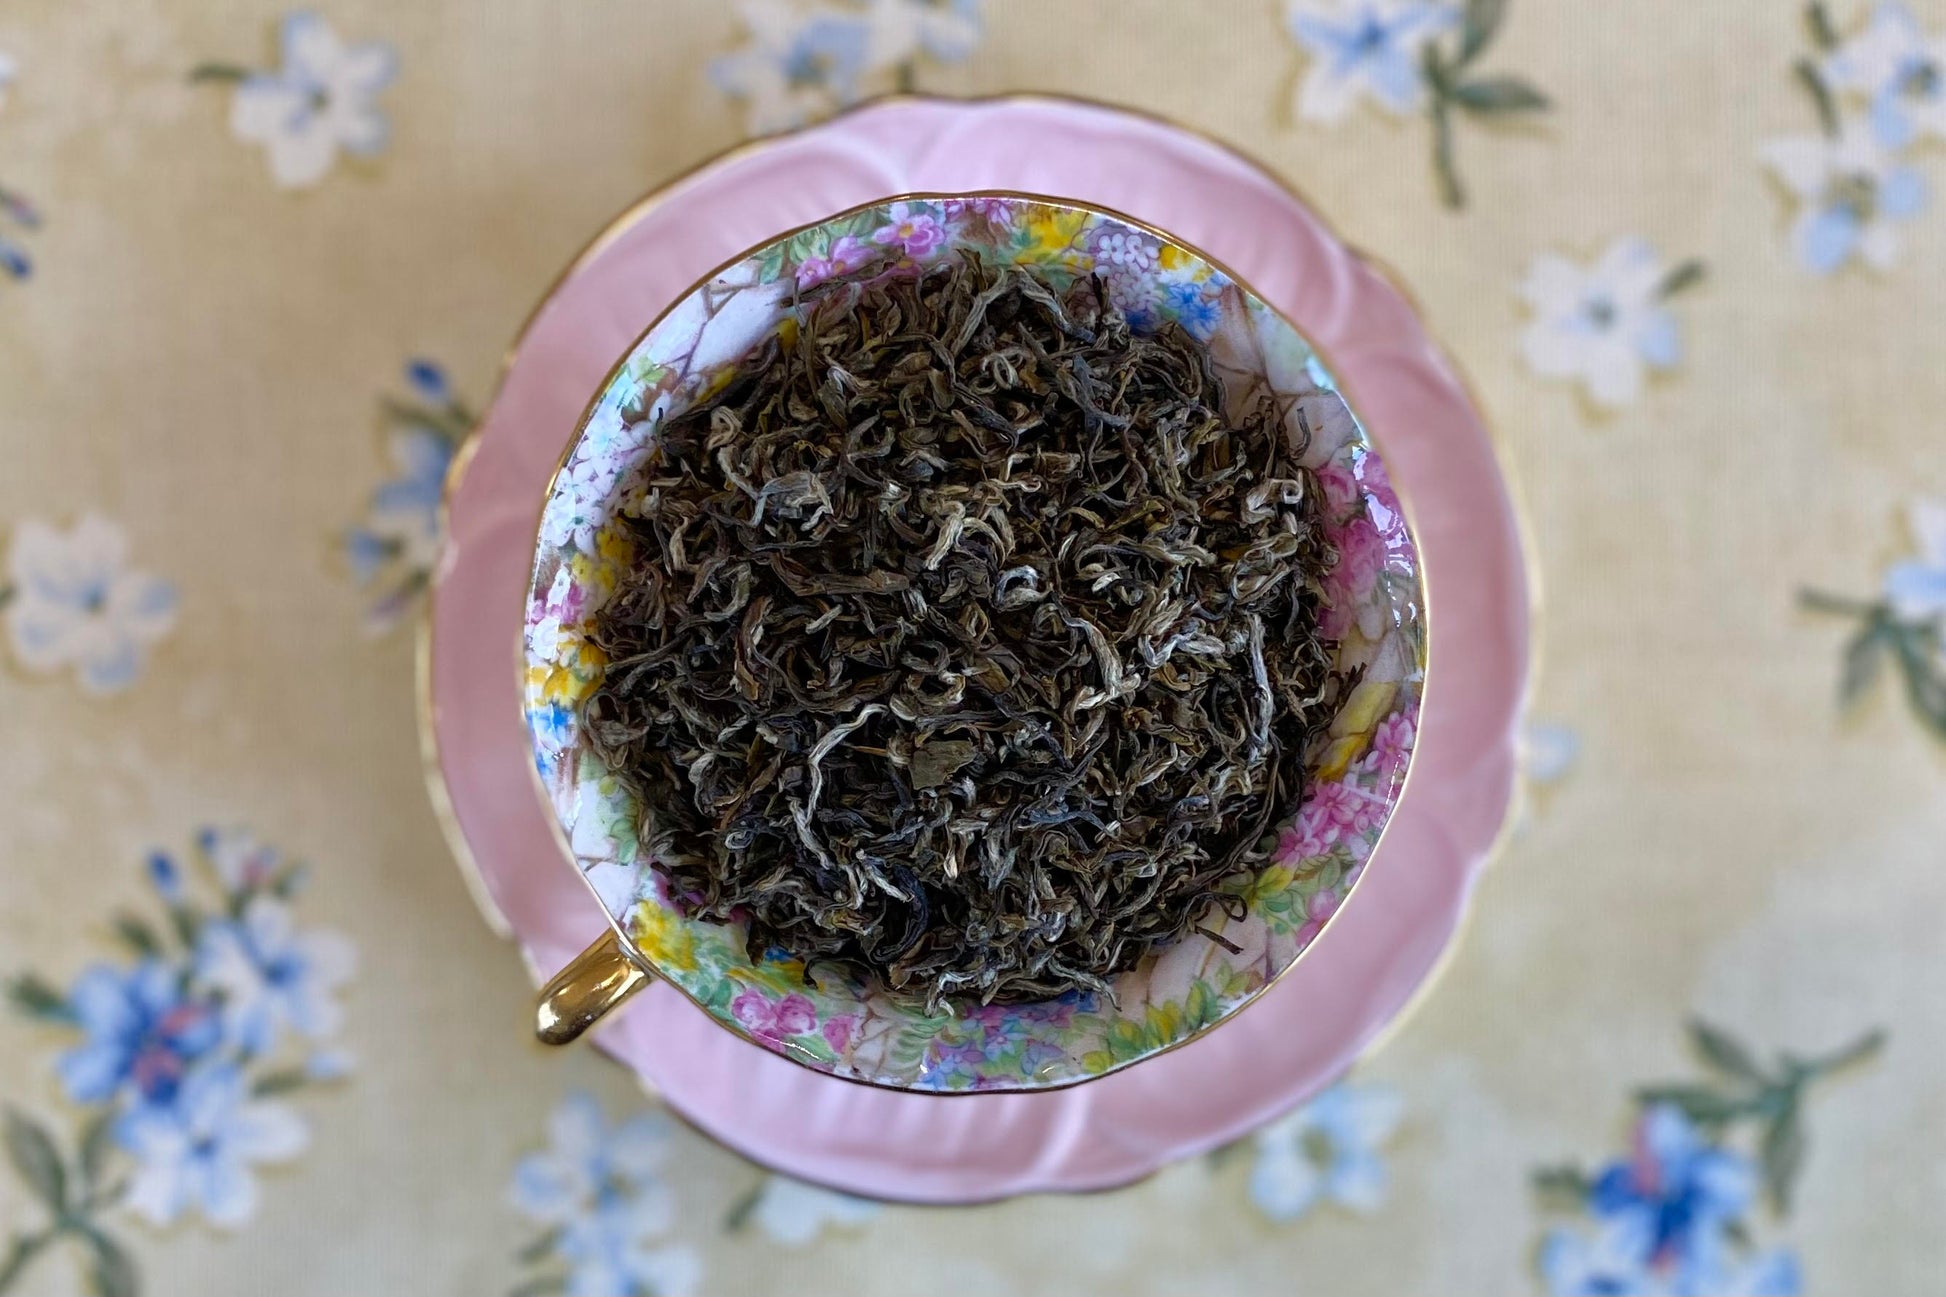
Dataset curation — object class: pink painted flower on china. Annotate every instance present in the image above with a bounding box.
[1281,780,1362,861]
[731,990,817,1045]
[1318,512,1387,640]
[942,196,1017,223]
[871,203,947,257]
[1295,889,1341,946]
[1360,707,1417,781]
[795,234,873,289]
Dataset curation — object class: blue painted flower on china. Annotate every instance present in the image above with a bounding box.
[510,1092,702,1297]
[1247,1082,1402,1222]
[1821,2,1946,148]
[193,12,397,190]
[1517,239,1703,409]
[2,513,178,694]
[2,829,355,1295]
[1761,120,1927,273]
[732,1175,882,1246]
[344,360,474,634]
[1284,0,1457,121]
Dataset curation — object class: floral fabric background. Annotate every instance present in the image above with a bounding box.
[1,1,1942,1294]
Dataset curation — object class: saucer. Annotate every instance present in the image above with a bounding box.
[422,95,1530,1201]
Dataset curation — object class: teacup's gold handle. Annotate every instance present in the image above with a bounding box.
[536,929,652,1046]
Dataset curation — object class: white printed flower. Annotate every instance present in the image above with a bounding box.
[1523,721,1581,786]
[860,0,983,69]
[228,12,397,189]
[1761,121,1928,274]
[1518,238,1685,408]
[1823,2,1946,148]
[1884,497,1946,624]
[196,895,357,1056]
[119,1063,309,1228]
[0,49,16,111]
[1249,1082,1402,1221]
[512,1093,701,1297]
[711,1,873,135]
[1284,0,1457,123]
[748,1174,882,1245]
[4,513,177,694]
[198,825,285,895]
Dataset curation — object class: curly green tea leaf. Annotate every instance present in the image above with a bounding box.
[583,253,1346,1010]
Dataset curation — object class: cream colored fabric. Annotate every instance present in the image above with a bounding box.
[1,1,1941,1293]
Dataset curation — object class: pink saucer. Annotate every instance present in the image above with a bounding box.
[424,96,1529,1202]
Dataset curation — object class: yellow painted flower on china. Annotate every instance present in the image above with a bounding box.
[1316,678,1401,780]
[631,901,697,973]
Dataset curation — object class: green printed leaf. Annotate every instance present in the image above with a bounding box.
[1450,77,1550,114]
[6,974,74,1024]
[250,1068,311,1098]
[78,1225,138,1297]
[78,1112,116,1196]
[1458,0,1507,66]
[1795,59,1840,137]
[2,1110,67,1214]
[1761,1104,1806,1213]
[1688,1019,1766,1084]
[1429,89,1465,210]
[1805,1,1839,51]
[1656,258,1707,299]
[1634,1084,1745,1126]
[1531,1163,1593,1208]
[1839,617,1891,705]
[723,1183,763,1233]
[111,915,162,959]
[515,1228,561,1265]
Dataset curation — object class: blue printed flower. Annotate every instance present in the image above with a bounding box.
[4,513,178,694]
[1284,0,1458,123]
[1761,121,1928,274]
[712,1,873,135]
[1589,1105,1757,1270]
[226,12,397,189]
[1883,497,1946,625]
[747,1175,881,1246]
[118,1062,309,1228]
[56,961,222,1108]
[1540,1215,1662,1296]
[345,420,454,585]
[1248,1082,1402,1221]
[195,895,356,1057]
[1541,1213,1801,1296]
[511,1092,701,1297]
[1518,239,1684,409]
[861,0,982,68]
[1823,3,1946,150]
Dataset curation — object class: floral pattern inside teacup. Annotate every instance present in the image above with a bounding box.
[521,196,1425,1091]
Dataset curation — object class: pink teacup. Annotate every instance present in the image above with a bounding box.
[523,194,1425,1093]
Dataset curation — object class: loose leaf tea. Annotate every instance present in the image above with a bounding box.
[581,251,1350,1011]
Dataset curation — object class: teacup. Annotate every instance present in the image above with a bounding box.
[522,194,1425,1092]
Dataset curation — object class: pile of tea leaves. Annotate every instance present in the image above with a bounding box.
[581,250,1350,1011]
